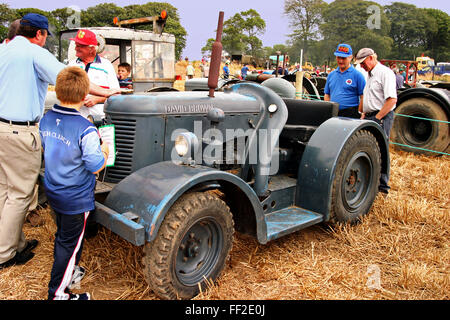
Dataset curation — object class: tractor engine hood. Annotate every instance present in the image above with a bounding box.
[104,91,261,116]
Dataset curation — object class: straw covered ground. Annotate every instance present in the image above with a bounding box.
[0,147,448,300]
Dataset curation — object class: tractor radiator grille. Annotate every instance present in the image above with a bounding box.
[105,117,136,182]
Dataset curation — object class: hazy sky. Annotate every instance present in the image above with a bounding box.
[3,0,450,59]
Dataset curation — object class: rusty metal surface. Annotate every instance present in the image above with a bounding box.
[208,11,225,97]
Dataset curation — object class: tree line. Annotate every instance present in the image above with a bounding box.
[1,1,448,65]
[203,0,449,66]
[0,2,187,59]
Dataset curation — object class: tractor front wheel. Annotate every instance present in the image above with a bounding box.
[143,192,234,300]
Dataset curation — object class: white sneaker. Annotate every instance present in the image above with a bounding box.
[69,292,90,300]
[68,266,86,289]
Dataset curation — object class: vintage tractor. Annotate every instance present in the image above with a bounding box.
[86,12,390,299]
[380,60,450,156]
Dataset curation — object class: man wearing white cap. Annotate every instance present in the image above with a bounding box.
[355,48,397,194]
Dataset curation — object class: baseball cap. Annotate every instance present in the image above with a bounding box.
[70,29,98,46]
[334,44,352,58]
[20,13,52,36]
[355,48,375,64]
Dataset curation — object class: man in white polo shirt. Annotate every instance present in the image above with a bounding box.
[69,29,120,120]
[355,48,397,195]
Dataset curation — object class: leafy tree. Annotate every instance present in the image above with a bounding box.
[201,37,215,56]
[123,2,186,60]
[222,14,246,55]
[284,0,327,60]
[76,2,186,60]
[270,44,290,56]
[222,9,266,57]
[81,3,125,27]
[385,2,437,59]
[0,4,19,41]
[240,9,266,57]
[320,0,392,59]
[51,7,77,30]
[422,8,450,62]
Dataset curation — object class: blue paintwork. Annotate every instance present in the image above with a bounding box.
[228,83,288,197]
[265,207,323,241]
[94,202,146,246]
[104,161,266,243]
[95,84,389,247]
[101,161,325,245]
[296,117,389,221]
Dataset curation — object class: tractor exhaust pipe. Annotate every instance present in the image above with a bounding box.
[208,11,224,98]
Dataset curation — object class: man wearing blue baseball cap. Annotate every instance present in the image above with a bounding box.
[0,13,120,277]
[20,13,53,36]
[324,43,366,118]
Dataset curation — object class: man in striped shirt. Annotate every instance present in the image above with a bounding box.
[68,29,120,120]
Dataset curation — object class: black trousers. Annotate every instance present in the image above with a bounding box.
[48,210,89,300]
[338,106,360,119]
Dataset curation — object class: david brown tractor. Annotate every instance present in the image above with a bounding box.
[84,12,390,299]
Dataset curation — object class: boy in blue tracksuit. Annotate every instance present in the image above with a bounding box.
[39,66,109,300]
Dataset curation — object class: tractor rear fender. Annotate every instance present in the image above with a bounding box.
[397,88,450,117]
[103,161,264,243]
[296,117,389,222]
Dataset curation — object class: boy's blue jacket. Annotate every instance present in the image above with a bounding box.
[39,104,105,215]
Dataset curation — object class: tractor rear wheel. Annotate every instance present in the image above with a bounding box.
[329,130,381,224]
[391,98,449,156]
[143,192,234,300]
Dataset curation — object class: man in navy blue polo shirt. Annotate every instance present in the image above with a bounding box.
[324,44,366,118]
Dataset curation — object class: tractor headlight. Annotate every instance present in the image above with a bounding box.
[175,132,198,158]
[268,104,278,113]
[175,135,189,157]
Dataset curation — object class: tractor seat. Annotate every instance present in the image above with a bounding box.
[282,98,339,126]
[280,99,339,144]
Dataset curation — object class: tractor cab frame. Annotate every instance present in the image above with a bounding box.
[56,13,176,93]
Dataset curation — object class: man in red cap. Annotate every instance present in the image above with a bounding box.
[68,29,120,120]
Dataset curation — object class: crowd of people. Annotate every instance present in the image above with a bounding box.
[324,43,397,195]
[0,13,398,301]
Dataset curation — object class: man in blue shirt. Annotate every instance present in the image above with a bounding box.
[223,61,230,79]
[241,64,249,79]
[0,13,119,270]
[324,44,366,119]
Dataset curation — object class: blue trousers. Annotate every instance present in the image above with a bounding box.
[365,111,394,192]
[48,210,89,300]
